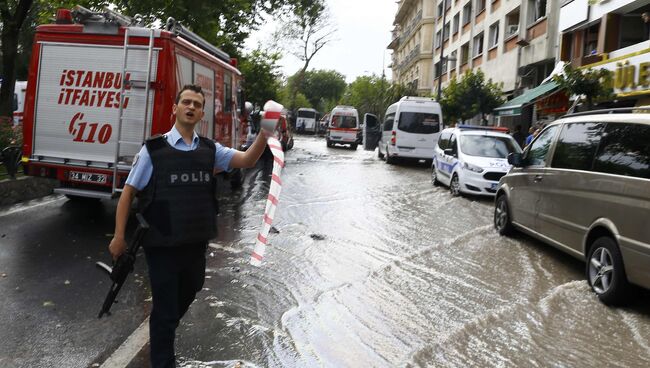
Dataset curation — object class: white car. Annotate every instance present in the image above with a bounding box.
[431,125,521,196]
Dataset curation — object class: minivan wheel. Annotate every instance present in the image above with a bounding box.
[431,165,440,186]
[587,237,630,306]
[449,174,461,196]
[494,194,514,236]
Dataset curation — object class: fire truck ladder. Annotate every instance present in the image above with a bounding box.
[112,27,155,196]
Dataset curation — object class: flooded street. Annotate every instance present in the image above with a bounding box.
[176,135,650,367]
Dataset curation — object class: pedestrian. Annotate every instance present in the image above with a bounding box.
[525,126,536,146]
[511,125,525,148]
[108,84,277,368]
[643,12,650,40]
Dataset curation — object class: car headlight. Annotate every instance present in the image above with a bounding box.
[462,162,483,173]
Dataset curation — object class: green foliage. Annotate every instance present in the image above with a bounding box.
[239,49,282,108]
[553,64,613,109]
[440,69,504,123]
[0,119,22,150]
[289,70,346,112]
[339,76,418,119]
[277,85,311,109]
[342,75,386,118]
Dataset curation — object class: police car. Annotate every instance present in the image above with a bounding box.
[431,125,522,196]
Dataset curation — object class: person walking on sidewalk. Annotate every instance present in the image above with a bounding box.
[108,84,277,368]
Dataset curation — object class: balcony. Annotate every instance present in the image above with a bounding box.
[400,10,423,44]
[398,44,421,72]
[395,0,417,23]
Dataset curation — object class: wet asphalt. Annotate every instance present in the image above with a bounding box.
[2,135,650,368]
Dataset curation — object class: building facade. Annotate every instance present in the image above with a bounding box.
[559,0,650,106]
[432,0,561,94]
[388,0,436,95]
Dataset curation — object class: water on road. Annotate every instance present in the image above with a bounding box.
[176,135,650,367]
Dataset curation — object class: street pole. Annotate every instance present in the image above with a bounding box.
[436,0,448,101]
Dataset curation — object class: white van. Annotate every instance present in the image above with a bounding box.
[377,96,443,164]
[296,107,318,134]
[326,105,360,149]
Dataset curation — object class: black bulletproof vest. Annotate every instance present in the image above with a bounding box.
[138,135,217,248]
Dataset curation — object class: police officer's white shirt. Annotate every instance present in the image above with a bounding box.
[125,126,236,191]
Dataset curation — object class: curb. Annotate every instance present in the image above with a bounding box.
[0,176,59,206]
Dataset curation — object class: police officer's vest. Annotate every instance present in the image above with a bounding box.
[138,135,217,248]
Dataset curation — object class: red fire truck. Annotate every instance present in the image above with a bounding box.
[21,6,249,199]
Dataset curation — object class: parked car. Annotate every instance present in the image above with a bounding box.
[278,111,294,151]
[494,109,650,305]
[431,125,520,196]
[377,96,443,164]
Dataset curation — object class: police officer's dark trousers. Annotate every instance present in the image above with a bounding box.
[144,243,207,368]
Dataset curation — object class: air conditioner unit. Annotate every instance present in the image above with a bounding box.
[507,25,519,36]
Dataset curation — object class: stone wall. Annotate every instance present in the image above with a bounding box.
[0,177,59,206]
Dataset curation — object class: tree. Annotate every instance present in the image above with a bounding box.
[239,48,282,108]
[0,0,35,121]
[342,75,385,119]
[553,64,613,110]
[297,69,346,112]
[440,69,504,124]
[0,0,307,120]
[273,0,336,110]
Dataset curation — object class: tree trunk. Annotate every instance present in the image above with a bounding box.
[0,0,34,120]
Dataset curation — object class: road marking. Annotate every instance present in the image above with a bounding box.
[100,317,149,368]
[0,195,64,217]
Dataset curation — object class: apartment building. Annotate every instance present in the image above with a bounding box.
[429,0,561,128]
[558,0,650,106]
[388,0,436,95]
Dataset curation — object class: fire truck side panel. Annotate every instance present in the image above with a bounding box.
[32,43,158,165]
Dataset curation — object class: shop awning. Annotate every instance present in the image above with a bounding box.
[493,81,560,116]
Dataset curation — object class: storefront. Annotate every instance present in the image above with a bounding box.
[493,81,565,132]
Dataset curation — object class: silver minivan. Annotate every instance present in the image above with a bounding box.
[494,111,650,305]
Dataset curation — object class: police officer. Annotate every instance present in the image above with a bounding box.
[108,84,275,368]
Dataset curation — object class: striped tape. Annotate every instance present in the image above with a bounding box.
[250,136,284,266]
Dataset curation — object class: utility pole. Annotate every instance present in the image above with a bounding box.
[436,0,448,101]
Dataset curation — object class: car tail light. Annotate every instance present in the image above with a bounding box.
[390,131,396,146]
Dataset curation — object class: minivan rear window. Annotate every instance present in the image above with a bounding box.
[331,115,357,128]
[398,112,440,134]
[593,123,650,179]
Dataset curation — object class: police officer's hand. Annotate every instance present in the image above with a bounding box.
[109,236,127,261]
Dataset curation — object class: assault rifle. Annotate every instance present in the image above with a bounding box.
[97,213,149,318]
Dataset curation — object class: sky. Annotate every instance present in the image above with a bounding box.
[246,0,398,83]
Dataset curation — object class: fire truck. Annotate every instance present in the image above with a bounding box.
[21,6,249,199]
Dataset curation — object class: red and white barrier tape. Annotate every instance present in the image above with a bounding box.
[250,136,284,266]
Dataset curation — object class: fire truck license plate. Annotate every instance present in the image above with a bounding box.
[69,171,107,184]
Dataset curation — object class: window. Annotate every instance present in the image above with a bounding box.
[488,22,499,48]
[383,113,395,131]
[463,3,472,25]
[453,13,460,34]
[476,0,486,13]
[450,50,457,70]
[444,22,450,41]
[505,9,520,38]
[473,33,484,55]
[398,113,441,134]
[438,131,451,149]
[583,23,599,56]
[460,135,520,158]
[528,0,547,24]
[438,1,444,17]
[593,123,650,179]
[551,123,604,171]
[435,30,442,48]
[224,73,232,112]
[331,115,357,128]
[461,42,470,64]
[526,125,559,166]
[449,134,458,154]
